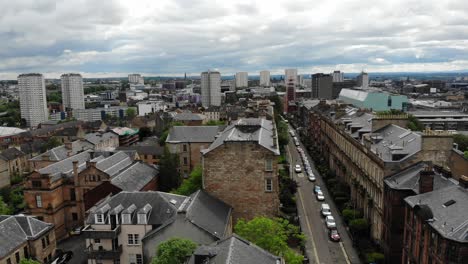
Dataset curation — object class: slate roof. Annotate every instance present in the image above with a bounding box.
[189,234,282,264]
[405,183,468,243]
[166,126,221,143]
[0,215,53,258]
[0,127,26,137]
[203,118,280,155]
[370,124,421,162]
[30,140,90,162]
[384,162,455,193]
[110,162,158,191]
[85,132,118,146]
[116,145,164,156]
[0,148,25,161]
[38,150,92,181]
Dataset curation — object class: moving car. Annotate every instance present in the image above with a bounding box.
[316,190,325,201]
[329,229,341,242]
[295,164,302,173]
[321,204,331,217]
[325,216,337,229]
[314,185,321,194]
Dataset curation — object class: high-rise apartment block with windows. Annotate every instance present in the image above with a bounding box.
[18,73,48,127]
[235,72,248,88]
[332,70,344,82]
[61,73,85,110]
[357,71,369,89]
[260,70,270,86]
[201,71,221,107]
[128,74,144,84]
[311,73,333,99]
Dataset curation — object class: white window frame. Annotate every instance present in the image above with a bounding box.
[128,234,140,245]
[129,254,136,264]
[95,214,104,224]
[36,195,42,208]
[265,158,273,171]
[265,178,273,192]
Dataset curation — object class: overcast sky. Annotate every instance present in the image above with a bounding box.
[1,0,468,79]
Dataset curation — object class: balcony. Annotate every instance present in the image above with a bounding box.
[86,244,122,260]
[82,225,121,239]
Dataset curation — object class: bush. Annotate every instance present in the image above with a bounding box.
[10,175,23,185]
[366,252,385,263]
[327,178,337,187]
[342,209,361,223]
[350,218,369,236]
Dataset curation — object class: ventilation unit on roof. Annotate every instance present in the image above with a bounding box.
[170,199,177,205]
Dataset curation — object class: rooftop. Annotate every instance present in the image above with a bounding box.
[0,127,26,137]
[370,124,421,162]
[0,148,25,161]
[166,126,222,143]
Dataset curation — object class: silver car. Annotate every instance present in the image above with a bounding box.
[326,216,336,229]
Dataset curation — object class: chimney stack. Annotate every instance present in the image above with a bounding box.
[419,162,435,194]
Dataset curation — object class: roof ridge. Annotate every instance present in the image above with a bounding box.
[11,217,28,239]
[226,235,235,264]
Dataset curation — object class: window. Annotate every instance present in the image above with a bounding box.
[46,235,50,245]
[265,158,273,171]
[94,238,101,243]
[6,258,11,264]
[265,179,273,192]
[70,188,76,201]
[114,260,120,264]
[41,238,46,249]
[23,246,28,259]
[136,254,143,264]
[95,214,104,224]
[129,254,137,264]
[32,181,41,188]
[183,144,187,152]
[15,252,19,263]
[183,157,188,165]
[36,195,42,208]
[72,213,78,221]
[128,234,139,245]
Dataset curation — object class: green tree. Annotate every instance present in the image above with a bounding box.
[454,134,468,152]
[47,92,62,103]
[151,238,197,264]
[139,126,153,139]
[407,115,424,131]
[126,108,137,119]
[464,151,468,159]
[235,217,304,264]
[19,259,41,264]
[349,218,369,236]
[277,120,289,147]
[173,165,202,195]
[40,137,62,153]
[158,147,180,191]
[0,196,11,215]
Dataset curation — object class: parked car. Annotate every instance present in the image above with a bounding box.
[69,226,82,236]
[325,216,337,229]
[308,173,316,182]
[314,185,321,194]
[316,190,325,201]
[321,204,331,217]
[329,229,341,242]
[51,250,73,264]
[295,164,302,173]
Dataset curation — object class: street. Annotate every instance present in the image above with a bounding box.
[287,128,361,264]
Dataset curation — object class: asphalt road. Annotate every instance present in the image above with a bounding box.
[287,128,361,264]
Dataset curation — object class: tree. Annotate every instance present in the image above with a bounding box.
[349,218,369,236]
[41,137,62,153]
[126,108,137,119]
[277,120,289,147]
[19,259,41,264]
[47,92,62,103]
[151,238,197,264]
[407,115,424,131]
[0,196,11,215]
[139,126,153,140]
[158,147,180,191]
[454,134,468,152]
[235,217,304,264]
[173,165,202,195]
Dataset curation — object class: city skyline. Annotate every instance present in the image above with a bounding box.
[1,0,468,79]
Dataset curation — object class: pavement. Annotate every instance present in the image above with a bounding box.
[56,234,87,264]
[287,128,361,264]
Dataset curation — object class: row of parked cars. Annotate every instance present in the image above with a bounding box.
[295,145,316,182]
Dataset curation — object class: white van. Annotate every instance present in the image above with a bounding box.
[321,203,331,217]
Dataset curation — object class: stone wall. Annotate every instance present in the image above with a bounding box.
[203,142,279,222]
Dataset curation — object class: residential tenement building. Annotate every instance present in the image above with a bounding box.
[0,215,56,264]
[201,71,221,107]
[24,150,158,239]
[403,175,468,264]
[202,118,280,221]
[0,148,29,188]
[18,73,48,127]
[260,70,271,87]
[332,70,344,82]
[61,73,85,110]
[84,190,232,264]
[235,72,248,88]
[166,126,221,176]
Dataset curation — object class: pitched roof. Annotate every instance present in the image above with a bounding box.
[370,124,421,162]
[38,150,92,181]
[166,126,221,143]
[405,183,468,243]
[30,140,90,162]
[0,127,26,137]
[110,162,158,191]
[173,112,204,121]
[203,118,280,155]
[85,132,118,146]
[0,148,25,161]
[189,234,282,264]
[0,215,53,258]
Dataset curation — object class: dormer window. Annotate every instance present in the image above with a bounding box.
[95,214,104,224]
[137,214,147,225]
[122,214,131,224]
